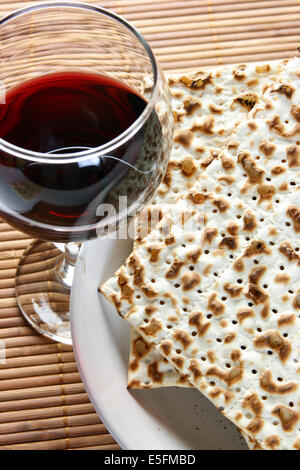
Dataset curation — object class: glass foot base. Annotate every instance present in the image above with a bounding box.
[15,240,73,345]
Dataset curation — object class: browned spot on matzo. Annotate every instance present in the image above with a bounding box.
[286,145,300,168]
[179,72,212,90]
[189,311,211,337]
[258,184,276,202]
[243,211,257,232]
[148,362,163,383]
[160,340,172,356]
[233,258,245,272]
[224,332,237,344]
[271,83,295,99]
[207,293,225,316]
[145,305,158,316]
[248,266,266,285]
[291,104,300,121]
[234,93,258,110]
[206,365,243,386]
[219,236,238,251]
[172,356,185,369]
[277,313,296,327]
[183,96,201,115]
[246,285,269,305]
[286,206,300,233]
[173,329,193,350]
[140,317,163,337]
[238,151,264,184]
[237,307,255,324]
[274,273,290,283]
[147,246,162,263]
[260,370,298,395]
[210,387,234,403]
[174,129,194,148]
[254,330,292,363]
[186,247,202,263]
[181,272,201,291]
[242,393,263,416]
[141,285,158,298]
[224,283,243,298]
[293,291,300,309]
[246,418,264,434]
[118,270,134,303]
[180,156,196,176]
[211,196,230,213]
[209,103,223,114]
[272,405,299,432]
[132,336,151,358]
[259,141,276,157]
[191,115,215,135]
[204,227,218,244]
[244,240,271,257]
[264,436,281,450]
[165,258,185,279]
[188,358,203,381]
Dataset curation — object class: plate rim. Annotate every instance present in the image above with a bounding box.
[71,241,129,450]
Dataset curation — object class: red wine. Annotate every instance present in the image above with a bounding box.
[0,72,162,241]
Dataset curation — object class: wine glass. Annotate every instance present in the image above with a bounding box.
[0,2,173,344]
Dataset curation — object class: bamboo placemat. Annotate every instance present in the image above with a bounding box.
[0,0,300,451]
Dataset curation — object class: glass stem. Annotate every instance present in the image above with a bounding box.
[55,242,80,289]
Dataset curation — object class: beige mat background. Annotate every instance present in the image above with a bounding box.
[0,0,299,450]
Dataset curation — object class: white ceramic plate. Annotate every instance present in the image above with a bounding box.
[71,236,248,450]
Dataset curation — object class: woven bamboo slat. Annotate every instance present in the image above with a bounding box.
[0,0,299,451]
[0,412,101,434]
